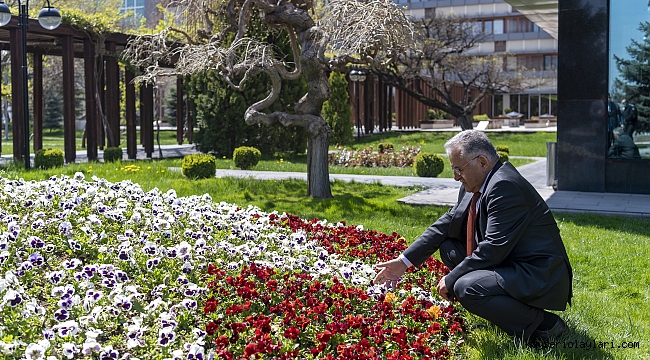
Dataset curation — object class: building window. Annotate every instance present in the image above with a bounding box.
[518,55,544,70]
[494,41,506,52]
[505,18,536,33]
[121,0,145,17]
[544,55,558,70]
[506,56,517,71]
[494,19,504,34]
[484,20,493,35]
[493,94,504,116]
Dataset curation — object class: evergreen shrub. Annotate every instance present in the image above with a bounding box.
[233,146,262,170]
[103,147,123,162]
[378,143,394,153]
[34,149,64,169]
[495,145,509,154]
[322,72,353,145]
[413,152,444,177]
[182,154,216,179]
[498,151,509,163]
[473,114,490,120]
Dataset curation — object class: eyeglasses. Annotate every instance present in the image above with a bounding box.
[452,155,480,176]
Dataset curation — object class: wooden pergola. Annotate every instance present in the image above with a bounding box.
[0,16,191,164]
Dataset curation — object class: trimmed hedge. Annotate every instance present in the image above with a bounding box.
[233,146,261,170]
[103,147,123,163]
[495,145,509,154]
[413,152,444,177]
[498,151,509,163]
[378,143,394,153]
[181,154,216,180]
[34,148,64,169]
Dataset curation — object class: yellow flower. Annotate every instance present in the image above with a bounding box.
[384,292,396,303]
[161,169,165,173]
[223,156,226,159]
[426,305,442,319]
[280,158,284,162]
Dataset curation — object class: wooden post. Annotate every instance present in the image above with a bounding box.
[105,41,120,147]
[125,69,137,160]
[9,28,25,162]
[33,52,43,152]
[62,35,76,164]
[176,77,184,145]
[141,82,154,158]
[84,38,98,161]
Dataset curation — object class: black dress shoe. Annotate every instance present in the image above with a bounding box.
[531,317,569,343]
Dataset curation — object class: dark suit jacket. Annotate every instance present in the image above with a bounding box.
[607,134,642,159]
[403,161,573,311]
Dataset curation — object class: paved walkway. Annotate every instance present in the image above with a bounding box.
[215,158,650,219]
[4,143,649,219]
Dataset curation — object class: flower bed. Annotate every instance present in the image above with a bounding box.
[328,146,421,168]
[0,174,467,359]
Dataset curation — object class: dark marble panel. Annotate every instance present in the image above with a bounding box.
[605,160,650,194]
[558,7,608,101]
[556,100,607,192]
[559,0,606,11]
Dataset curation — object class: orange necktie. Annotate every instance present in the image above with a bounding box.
[466,192,481,256]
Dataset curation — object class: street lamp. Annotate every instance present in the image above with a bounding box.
[349,69,366,141]
[0,0,61,169]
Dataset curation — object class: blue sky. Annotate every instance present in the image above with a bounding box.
[609,1,650,90]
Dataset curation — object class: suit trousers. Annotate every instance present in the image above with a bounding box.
[439,238,545,340]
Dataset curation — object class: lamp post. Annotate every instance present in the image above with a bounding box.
[349,69,366,141]
[0,0,61,169]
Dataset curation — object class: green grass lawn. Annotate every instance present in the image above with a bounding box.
[1,129,191,156]
[5,157,649,360]
[345,130,557,157]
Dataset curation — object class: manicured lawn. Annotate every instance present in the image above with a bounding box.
[5,158,649,360]
[1,129,191,156]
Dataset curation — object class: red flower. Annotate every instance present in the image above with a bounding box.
[316,329,332,343]
[283,326,300,340]
[204,297,217,314]
[310,344,325,355]
[214,335,229,347]
[243,342,258,358]
[206,321,219,335]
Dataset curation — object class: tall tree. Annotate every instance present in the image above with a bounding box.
[371,13,550,130]
[322,71,352,146]
[43,83,64,133]
[613,21,650,132]
[123,0,414,198]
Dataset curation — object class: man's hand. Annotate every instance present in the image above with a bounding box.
[373,258,408,289]
[436,275,452,301]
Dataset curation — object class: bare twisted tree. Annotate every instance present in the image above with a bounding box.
[123,0,414,198]
[370,13,552,130]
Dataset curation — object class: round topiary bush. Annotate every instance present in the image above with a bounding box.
[182,153,216,179]
[233,146,261,170]
[103,147,123,163]
[34,148,64,169]
[495,145,509,154]
[413,152,444,177]
[498,151,509,163]
[378,143,394,153]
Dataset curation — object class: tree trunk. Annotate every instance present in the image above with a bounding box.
[306,126,333,198]
[457,114,473,130]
